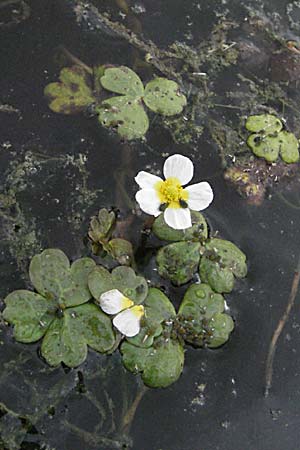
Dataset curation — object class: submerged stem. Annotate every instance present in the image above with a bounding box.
[121,384,148,433]
[58,46,93,75]
[264,254,300,397]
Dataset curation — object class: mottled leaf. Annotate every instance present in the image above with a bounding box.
[204,238,247,278]
[100,66,144,97]
[245,114,282,133]
[199,256,235,293]
[247,133,281,162]
[3,290,54,343]
[44,65,95,114]
[88,265,148,304]
[152,211,208,242]
[108,238,134,266]
[97,95,149,140]
[29,249,96,307]
[88,208,116,243]
[156,241,201,285]
[41,304,115,367]
[144,78,187,116]
[206,313,234,348]
[121,338,184,388]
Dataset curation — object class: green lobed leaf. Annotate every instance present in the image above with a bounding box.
[204,238,247,278]
[127,288,176,348]
[247,133,280,162]
[205,313,234,348]
[97,95,149,140]
[41,304,115,367]
[152,211,208,242]
[44,65,95,114]
[108,238,134,266]
[88,265,148,304]
[144,78,187,116]
[3,290,55,343]
[278,130,300,163]
[88,208,116,243]
[29,249,96,307]
[156,241,201,285]
[100,66,144,97]
[121,338,184,388]
[199,255,235,294]
[245,114,283,133]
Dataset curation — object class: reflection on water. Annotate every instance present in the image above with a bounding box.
[1,0,300,449]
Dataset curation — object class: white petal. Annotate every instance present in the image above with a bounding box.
[164,207,192,230]
[135,189,161,216]
[99,289,133,315]
[135,171,162,189]
[113,305,144,337]
[163,154,194,185]
[186,182,214,211]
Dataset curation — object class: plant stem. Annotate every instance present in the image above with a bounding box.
[121,384,148,433]
[58,46,93,74]
[264,254,300,397]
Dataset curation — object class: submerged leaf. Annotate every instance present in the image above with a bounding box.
[88,208,116,243]
[97,96,149,140]
[44,65,95,114]
[88,265,148,304]
[108,238,134,266]
[121,338,184,388]
[29,249,96,307]
[245,114,282,134]
[100,66,144,97]
[144,78,187,116]
[278,130,299,163]
[152,211,208,242]
[156,241,201,285]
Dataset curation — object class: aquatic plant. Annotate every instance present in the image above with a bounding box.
[2,155,247,388]
[44,65,187,140]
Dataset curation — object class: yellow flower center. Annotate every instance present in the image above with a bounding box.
[155,177,188,209]
[131,305,145,318]
[121,296,134,310]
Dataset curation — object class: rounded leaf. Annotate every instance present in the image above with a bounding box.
[245,114,282,133]
[278,130,299,163]
[121,338,184,388]
[156,241,201,285]
[144,78,187,116]
[204,238,247,278]
[97,95,149,140]
[29,249,96,307]
[199,256,234,294]
[3,290,54,343]
[206,313,234,348]
[44,65,95,114]
[88,265,148,304]
[100,66,144,97]
[152,211,208,242]
[247,134,280,162]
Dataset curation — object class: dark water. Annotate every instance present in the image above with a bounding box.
[1,0,300,449]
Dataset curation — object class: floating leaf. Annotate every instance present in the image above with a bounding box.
[247,134,280,162]
[152,211,208,242]
[3,290,54,343]
[199,238,247,293]
[156,241,201,285]
[278,130,300,163]
[29,249,96,307]
[100,66,144,97]
[205,313,234,348]
[127,288,176,348]
[144,78,187,116]
[44,66,95,114]
[108,238,134,266]
[245,114,282,134]
[88,208,116,243]
[178,283,228,347]
[40,304,115,367]
[97,96,149,140]
[88,265,148,304]
[121,337,184,388]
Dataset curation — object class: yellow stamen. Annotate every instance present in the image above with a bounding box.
[121,296,134,310]
[155,177,188,209]
[130,305,145,318]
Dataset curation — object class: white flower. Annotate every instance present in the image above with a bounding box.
[99,289,144,337]
[135,154,214,230]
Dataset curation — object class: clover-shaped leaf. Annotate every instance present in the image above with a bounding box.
[143,78,187,116]
[199,238,247,293]
[245,114,283,134]
[152,211,208,242]
[88,265,148,304]
[100,66,144,97]
[247,134,281,162]
[121,337,184,388]
[41,304,115,367]
[127,288,176,348]
[178,283,233,347]
[3,249,116,367]
[44,66,95,114]
[156,241,201,285]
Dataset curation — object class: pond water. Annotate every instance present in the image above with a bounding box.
[1,0,300,449]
